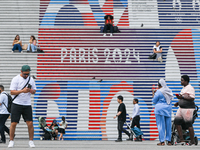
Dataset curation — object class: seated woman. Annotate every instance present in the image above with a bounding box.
[49,120,59,140]
[153,41,162,62]
[103,15,114,37]
[27,35,37,52]
[12,35,22,53]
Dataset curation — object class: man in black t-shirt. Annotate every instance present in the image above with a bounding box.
[113,95,130,142]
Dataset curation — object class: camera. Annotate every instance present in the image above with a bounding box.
[27,84,32,89]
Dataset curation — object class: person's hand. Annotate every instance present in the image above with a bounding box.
[22,87,30,93]
[29,89,35,94]
[130,117,132,120]
[176,94,183,99]
[152,89,157,94]
[113,116,117,119]
[174,102,179,107]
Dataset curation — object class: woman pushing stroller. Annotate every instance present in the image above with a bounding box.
[174,75,196,146]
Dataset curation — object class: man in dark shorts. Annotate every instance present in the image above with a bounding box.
[113,95,130,142]
[174,75,195,146]
[8,65,36,148]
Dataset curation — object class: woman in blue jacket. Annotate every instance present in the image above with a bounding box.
[152,78,174,146]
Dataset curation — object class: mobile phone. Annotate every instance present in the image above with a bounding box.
[27,84,32,89]
[175,94,180,96]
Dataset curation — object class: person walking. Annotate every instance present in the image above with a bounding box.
[113,95,131,142]
[8,65,36,148]
[174,75,196,146]
[128,98,142,141]
[152,78,173,146]
[0,85,10,144]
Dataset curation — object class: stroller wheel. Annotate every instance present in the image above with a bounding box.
[194,136,198,145]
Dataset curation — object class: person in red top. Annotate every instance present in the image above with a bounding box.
[103,15,114,37]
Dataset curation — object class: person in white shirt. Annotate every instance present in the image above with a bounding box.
[0,85,10,144]
[8,65,36,148]
[127,99,141,141]
[58,116,68,141]
[153,41,163,62]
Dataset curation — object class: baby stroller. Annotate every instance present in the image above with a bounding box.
[171,105,199,145]
[38,117,55,140]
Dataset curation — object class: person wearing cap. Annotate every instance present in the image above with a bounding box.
[50,120,59,140]
[8,65,36,148]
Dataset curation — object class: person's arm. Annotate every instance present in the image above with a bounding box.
[157,47,162,53]
[19,40,22,47]
[13,40,19,46]
[152,90,159,104]
[176,94,194,101]
[105,20,107,25]
[33,40,37,46]
[111,19,113,25]
[114,111,122,119]
[65,123,68,129]
[0,94,3,106]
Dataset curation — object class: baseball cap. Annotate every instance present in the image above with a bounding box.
[53,119,57,124]
[21,65,31,72]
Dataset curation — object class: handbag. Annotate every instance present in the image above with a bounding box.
[131,126,143,137]
[148,53,157,59]
[22,44,28,50]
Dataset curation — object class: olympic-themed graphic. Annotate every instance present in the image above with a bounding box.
[34,0,200,140]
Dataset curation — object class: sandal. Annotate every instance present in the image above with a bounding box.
[167,141,172,146]
[157,142,165,146]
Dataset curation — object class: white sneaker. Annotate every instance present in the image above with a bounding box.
[29,140,35,148]
[110,33,113,36]
[8,140,14,148]
[11,51,13,54]
[103,34,106,36]
[21,51,23,53]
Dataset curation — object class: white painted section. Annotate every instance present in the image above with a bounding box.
[106,91,133,140]
[165,46,181,81]
[128,0,159,27]
[77,90,90,130]
[46,100,60,118]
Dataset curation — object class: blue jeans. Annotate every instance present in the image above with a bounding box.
[27,44,37,52]
[12,44,22,52]
[0,114,10,142]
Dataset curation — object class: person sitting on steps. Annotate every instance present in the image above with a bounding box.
[103,15,114,37]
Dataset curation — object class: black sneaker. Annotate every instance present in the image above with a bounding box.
[126,138,133,141]
[115,139,122,142]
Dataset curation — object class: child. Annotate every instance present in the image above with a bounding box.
[58,116,68,140]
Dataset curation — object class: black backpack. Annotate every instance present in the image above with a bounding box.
[2,93,13,113]
[2,77,30,113]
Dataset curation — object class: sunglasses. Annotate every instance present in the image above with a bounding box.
[23,73,30,76]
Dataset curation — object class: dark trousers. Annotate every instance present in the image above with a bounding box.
[131,115,140,128]
[0,114,10,142]
[12,44,22,52]
[118,121,130,139]
[103,24,114,33]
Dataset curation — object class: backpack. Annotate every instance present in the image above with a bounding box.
[2,93,13,113]
[2,77,30,113]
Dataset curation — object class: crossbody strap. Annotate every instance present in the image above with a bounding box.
[13,76,31,100]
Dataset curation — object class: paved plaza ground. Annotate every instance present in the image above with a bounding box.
[0,140,199,150]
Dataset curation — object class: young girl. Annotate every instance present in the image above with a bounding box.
[27,35,37,52]
[58,116,68,140]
